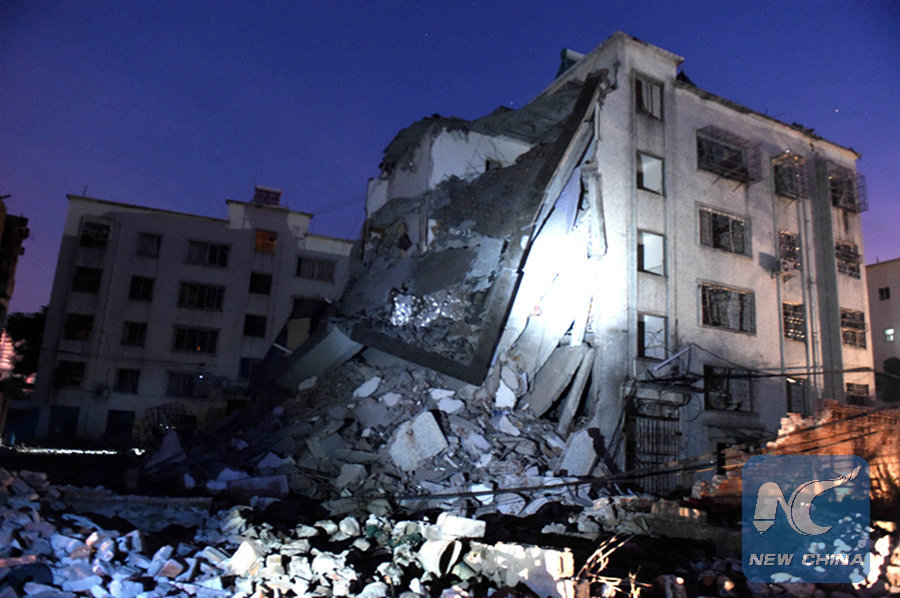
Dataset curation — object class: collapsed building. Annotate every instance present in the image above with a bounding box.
[263,31,873,493]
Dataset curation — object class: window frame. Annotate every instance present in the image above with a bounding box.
[172,326,219,354]
[79,221,110,249]
[700,282,756,334]
[177,281,225,311]
[839,308,866,349]
[778,230,801,271]
[637,230,665,276]
[121,321,148,347]
[254,230,278,254]
[128,276,155,302]
[636,151,664,194]
[637,313,666,360]
[72,267,103,293]
[703,364,754,412]
[137,233,161,258]
[165,371,211,398]
[249,272,272,295]
[878,287,890,301]
[54,360,86,388]
[243,314,267,338]
[635,76,663,120]
[114,368,140,393]
[835,241,861,279]
[699,207,750,257]
[63,313,94,341]
[296,255,336,283]
[185,240,230,268]
[782,302,806,342]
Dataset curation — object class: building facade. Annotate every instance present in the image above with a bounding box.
[22,188,351,444]
[867,258,899,375]
[340,32,874,483]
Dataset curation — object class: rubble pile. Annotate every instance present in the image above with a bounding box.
[4,466,900,597]
[170,355,607,517]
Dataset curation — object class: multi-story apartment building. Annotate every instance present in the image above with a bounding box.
[22,187,351,444]
[331,32,874,483]
[867,258,899,373]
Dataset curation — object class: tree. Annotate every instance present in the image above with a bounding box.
[5,306,46,378]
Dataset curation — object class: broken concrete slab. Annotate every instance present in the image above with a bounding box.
[522,345,588,417]
[353,376,382,398]
[388,411,449,471]
[274,323,363,391]
[556,428,598,476]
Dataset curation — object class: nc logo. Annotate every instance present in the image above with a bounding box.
[752,465,861,535]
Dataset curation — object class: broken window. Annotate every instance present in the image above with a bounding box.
[296,255,336,282]
[114,368,140,393]
[137,233,161,258]
[636,152,664,194]
[704,365,753,412]
[699,208,748,256]
[701,283,755,333]
[840,308,866,348]
[186,240,230,267]
[79,221,110,248]
[54,360,85,388]
[172,326,218,354]
[635,76,662,119]
[782,303,806,342]
[835,241,861,278]
[243,314,267,338]
[778,231,801,271]
[72,267,102,293]
[63,314,94,341]
[249,272,272,295]
[786,377,808,415]
[772,152,808,199]
[697,132,750,181]
[121,321,147,347]
[128,276,154,302]
[845,382,869,405]
[637,231,665,275]
[829,167,867,212]
[878,287,890,301]
[254,230,278,254]
[178,282,224,311]
[637,313,666,360]
[166,371,211,398]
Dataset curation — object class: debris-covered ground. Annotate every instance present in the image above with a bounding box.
[2,464,899,597]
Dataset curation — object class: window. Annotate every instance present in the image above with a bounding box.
[782,303,806,342]
[835,242,861,278]
[840,308,866,349]
[772,153,807,199]
[243,315,267,338]
[186,240,230,267]
[128,276,154,301]
[249,272,272,295]
[637,314,666,360]
[114,368,140,393]
[635,77,662,119]
[879,287,891,301]
[778,231,801,271]
[637,231,664,275]
[704,365,753,412]
[178,282,224,311]
[829,168,866,212]
[72,267,102,293]
[63,314,94,341]
[172,327,218,354]
[166,371,211,398]
[79,222,110,248]
[699,208,748,256]
[885,328,895,343]
[296,256,336,282]
[239,357,261,380]
[255,230,278,254]
[121,321,148,347]
[697,134,749,181]
[636,152,664,194]
[701,283,755,333]
[786,378,808,415]
[137,233,161,258]
[54,360,85,387]
[845,383,869,406]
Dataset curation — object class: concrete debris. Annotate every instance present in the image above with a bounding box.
[353,376,382,398]
[389,410,449,471]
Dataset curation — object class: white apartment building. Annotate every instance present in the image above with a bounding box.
[867,258,899,372]
[23,187,351,444]
[341,32,874,483]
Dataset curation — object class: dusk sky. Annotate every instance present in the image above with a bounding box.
[2,1,898,314]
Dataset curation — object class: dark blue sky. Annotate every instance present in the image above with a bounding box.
[2,1,898,313]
